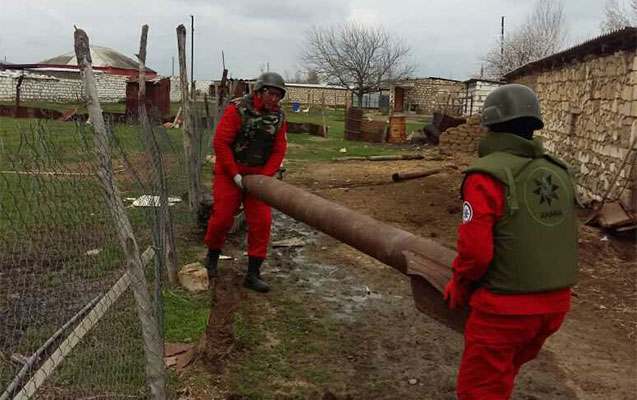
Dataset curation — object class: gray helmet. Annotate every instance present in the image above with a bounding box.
[255,72,286,96]
[481,84,543,130]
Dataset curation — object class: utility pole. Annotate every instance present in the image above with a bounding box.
[190,15,195,96]
[500,16,505,58]
[500,16,505,78]
[171,56,175,76]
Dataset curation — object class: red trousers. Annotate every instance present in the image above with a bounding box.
[204,173,272,258]
[457,309,566,400]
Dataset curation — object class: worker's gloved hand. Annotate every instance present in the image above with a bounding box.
[443,276,471,310]
[233,174,243,190]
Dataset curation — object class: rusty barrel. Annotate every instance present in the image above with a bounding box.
[243,175,467,331]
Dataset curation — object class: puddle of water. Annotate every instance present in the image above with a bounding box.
[270,211,392,322]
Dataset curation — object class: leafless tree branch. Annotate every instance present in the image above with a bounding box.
[601,0,636,33]
[302,23,414,104]
[482,0,567,79]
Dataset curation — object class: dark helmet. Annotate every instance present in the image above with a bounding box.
[481,84,543,130]
[255,72,286,96]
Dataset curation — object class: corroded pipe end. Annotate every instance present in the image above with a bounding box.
[410,276,467,333]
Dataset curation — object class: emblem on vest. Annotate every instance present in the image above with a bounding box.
[462,201,473,224]
[525,168,568,226]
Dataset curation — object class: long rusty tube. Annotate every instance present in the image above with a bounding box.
[392,168,442,182]
[243,175,466,330]
[244,175,454,275]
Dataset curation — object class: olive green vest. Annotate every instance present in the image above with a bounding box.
[232,95,285,166]
[463,133,578,294]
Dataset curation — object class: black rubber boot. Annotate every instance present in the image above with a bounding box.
[206,249,221,282]
[244,257,270,293]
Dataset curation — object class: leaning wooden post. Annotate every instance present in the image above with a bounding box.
[177,24,200,212]
[214,68,229,128]
[321,92,328,137]
[137,25,178,285]
[74,27,167,399]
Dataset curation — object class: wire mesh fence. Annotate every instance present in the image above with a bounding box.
[0,99,214,399]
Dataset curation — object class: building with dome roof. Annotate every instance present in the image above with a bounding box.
[0,46,158,103]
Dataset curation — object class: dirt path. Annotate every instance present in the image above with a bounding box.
[187,155,636,399]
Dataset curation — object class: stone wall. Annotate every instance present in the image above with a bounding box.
[509,49,637,208]
[439,115,487,153]
[391,78,464,115]
[284,84,350,107]
[0,70,127,103]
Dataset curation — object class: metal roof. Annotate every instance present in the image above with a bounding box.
[504,26,637,80]
[38,45,147,71]
[286,83,349,90]
[463,78,504,85]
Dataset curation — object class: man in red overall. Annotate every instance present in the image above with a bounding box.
[444,84,578,399]
[204,72,288,293]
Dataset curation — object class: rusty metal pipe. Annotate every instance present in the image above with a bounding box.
[392,168,442,182]
[243,175,466,331]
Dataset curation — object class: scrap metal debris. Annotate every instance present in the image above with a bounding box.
[130,195,182,207]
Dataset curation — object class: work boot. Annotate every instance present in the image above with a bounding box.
[244,256,270,293]
[206,249,221,282]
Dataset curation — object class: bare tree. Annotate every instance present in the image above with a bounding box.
[601,0,636,33]
[483,0,567,79]
[305,69,320,84]
[302,23,413,105]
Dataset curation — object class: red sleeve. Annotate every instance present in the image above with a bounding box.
[451,172,506,282]
[213,104,241,177]
[261,120,288,177]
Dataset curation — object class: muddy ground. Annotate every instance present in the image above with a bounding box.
[182,151,636,400]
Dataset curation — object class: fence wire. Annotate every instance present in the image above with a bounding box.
[1,101,214,399]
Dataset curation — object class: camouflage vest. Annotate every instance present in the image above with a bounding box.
[231,95,284,166]
[463,133,578,294]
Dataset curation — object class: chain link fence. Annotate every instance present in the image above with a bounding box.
[0,99,214,399]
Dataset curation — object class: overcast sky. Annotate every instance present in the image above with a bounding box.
[0,0,621,82]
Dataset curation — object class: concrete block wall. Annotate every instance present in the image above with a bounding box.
[0,70,127,103]
[284,85,351,107]
[170,76,182,102]
[463,81,501,116]
[510,49,637,207]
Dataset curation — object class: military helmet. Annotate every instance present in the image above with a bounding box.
[481,84,543,130]
[255,72,286,96]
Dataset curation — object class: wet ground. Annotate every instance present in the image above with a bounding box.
[183,152,636,399]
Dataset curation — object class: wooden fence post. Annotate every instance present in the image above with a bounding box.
[74,27,166,400]
[177,24,201,212]
[137,25,178,284]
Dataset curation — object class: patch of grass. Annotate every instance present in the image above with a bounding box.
[282,108,425,164]
[50,294,148,396]
[226,294,343,399]
[163,288,210,343]
[233,308,266,350]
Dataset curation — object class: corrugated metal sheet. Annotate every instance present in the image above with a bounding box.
[505,26,637,80]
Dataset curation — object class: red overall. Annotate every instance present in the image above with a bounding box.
[204,96,287,258]
[450,173,571,400]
